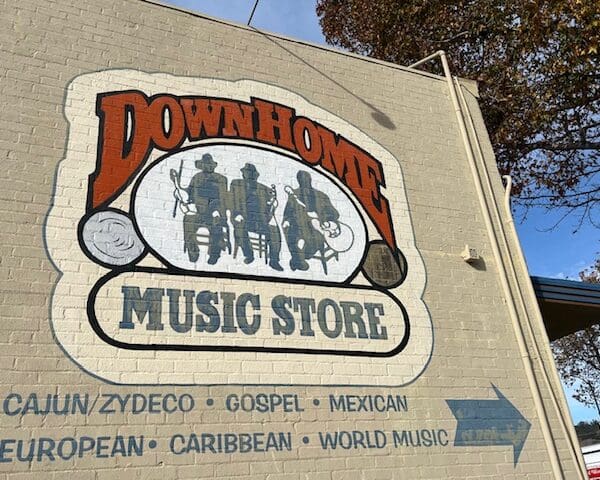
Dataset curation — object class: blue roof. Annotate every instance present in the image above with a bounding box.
[531,276,600,339]
[531,276,600,306]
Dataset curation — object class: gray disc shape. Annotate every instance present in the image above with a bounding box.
[81,211,145,266]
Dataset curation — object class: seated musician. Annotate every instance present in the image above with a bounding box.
[282,170,340,272]
[172,154,228,265]
[230,163,283,272]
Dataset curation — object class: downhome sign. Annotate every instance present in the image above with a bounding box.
[46,70,432,385]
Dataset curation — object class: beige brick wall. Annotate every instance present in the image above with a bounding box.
[0,0,582,478]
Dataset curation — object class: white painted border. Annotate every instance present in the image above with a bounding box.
[46,69,432,385]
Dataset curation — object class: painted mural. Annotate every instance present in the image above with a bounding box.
[45,70,432,385]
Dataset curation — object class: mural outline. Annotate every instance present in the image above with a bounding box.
[45,70,433,386]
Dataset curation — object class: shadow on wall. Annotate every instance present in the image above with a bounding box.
[469,256,487,272]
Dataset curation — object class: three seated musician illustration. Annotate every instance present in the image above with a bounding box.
[170,155,354,274]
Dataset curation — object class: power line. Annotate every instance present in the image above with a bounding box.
[247,0,260,26]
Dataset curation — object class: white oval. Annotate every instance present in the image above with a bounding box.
[133,144,367,283]
[92,271,407,354]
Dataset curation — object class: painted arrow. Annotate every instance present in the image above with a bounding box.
[446,384,531,465]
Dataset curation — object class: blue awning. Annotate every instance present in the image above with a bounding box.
[531,276,600,340]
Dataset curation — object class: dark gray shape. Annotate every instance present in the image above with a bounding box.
[362,243,406,288]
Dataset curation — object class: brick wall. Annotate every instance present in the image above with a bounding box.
[0,0,582,478]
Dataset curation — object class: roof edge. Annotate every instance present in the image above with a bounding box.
[531,275,600,305]
[531,276,600,292]
[139,0,447,82]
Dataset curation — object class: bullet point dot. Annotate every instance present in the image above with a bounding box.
[206,398,214,406]
[313,398,320,406]
[302,436,310,444]
[149,440,157,449]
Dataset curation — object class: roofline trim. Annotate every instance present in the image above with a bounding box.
[138,0,447,82]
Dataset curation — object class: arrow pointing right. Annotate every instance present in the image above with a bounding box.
[446,384,532,465]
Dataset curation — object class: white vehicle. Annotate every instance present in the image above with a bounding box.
[582,443,600,479]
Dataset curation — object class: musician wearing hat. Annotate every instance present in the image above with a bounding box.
[282,170,339,271]
[230,163,283,271]
[175,153,228,264]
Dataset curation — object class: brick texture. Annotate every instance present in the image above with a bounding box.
[0,0,583,478]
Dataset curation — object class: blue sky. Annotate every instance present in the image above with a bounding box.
[160,0,598,422]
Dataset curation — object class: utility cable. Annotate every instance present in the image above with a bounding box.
[247,0,260,25]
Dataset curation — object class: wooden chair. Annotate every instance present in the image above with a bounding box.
[312,242,339,275]
[233,230,268,264]
[195,223,231,257]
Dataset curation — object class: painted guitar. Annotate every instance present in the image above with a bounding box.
[284,185,354,253]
